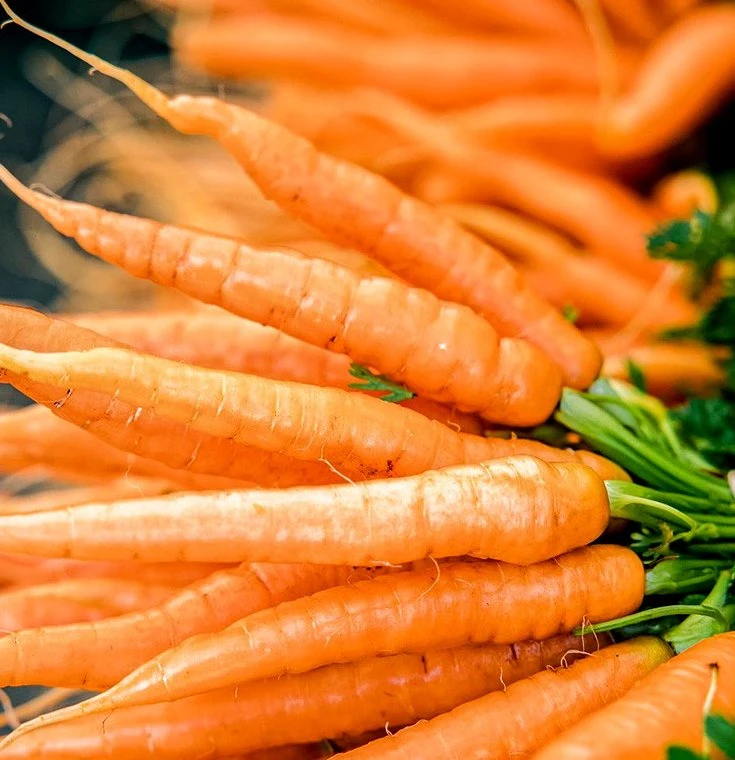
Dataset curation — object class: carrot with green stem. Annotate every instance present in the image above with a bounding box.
[597,3,735,158]
[0,544,644,746]
[0,3,599,388]
[531,631,735,759]
[0,456,610,565]
[0,342,628,481]
[335,637,672,759]
[0,563,362,691]
[0,168,562,425]
[0,578,176,631]
[0,634,595,759]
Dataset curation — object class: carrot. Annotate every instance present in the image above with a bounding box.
[0,456,610,566]
[653,169,719,219]
[530,631,735,759]
[599,0,661,41]
[598,3,735,158]
[0,478,177,516]
[442,202,696,329]
[0,634,594,759]
[0,578,175,631]
[0,342,628,481]
[0,544,644,742]
[173,15,603,108]
[602,342,725,400]
[335,637,672,759]
[0,169,562,425]
[0,563,360,690]
[0,12,600,389]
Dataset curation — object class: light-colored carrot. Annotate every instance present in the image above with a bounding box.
[0,342,628,481]
[0,456,610,566]
[0,13,600,388]
[0,579,175,631]
[531,631,735,759]
[0,544,644,742]
[653,169,719,219]
[0,168,562,425]
[174,15,603,108]
[0,634,594,759]
[598,3,735,157]
[0,563,361,690]
[336,637,672,759]
[442,202,695,329]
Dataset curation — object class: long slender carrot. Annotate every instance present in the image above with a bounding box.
[0,8,600,388]
[0,579,175,631]
[0,563,361,690]
[0,342,628,481]
[531,631,735,759]
[173,15,603,108]
[0,168,562,425]
[0,456,610,566]
[598,3,735,158]
[0,544,644,743]
[442,202,695,329]
[336,637,673,759]
[0,634,593,759]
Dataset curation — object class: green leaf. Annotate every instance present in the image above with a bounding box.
[705,714,735,758]
[626,359,647,392]
[562,304,579,323]
[666,747,706,760]
[672,398,735,470]
[347,363,415,403]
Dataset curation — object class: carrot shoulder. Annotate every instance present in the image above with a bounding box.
[531,631,735,759]
[0,544,645,744]
[337,637,672,759]
[0,342,628,481]
[0,9,600,388]
[0,456,610,566]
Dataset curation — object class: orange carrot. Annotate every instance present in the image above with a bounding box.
[173,15,603,108]
[0,456,610,566]
[0,544,644,741]
[0,634,594,759]
[0,15,600,388]
[442,202,696,329]
[531,631,735,759]
[0,342,628,481]
[0,169,562,425]
[336,637,672,759]
[598,3,735,157]
[0,563,361,690]
[0,578,175,631]
[653,169,719,219]
[599,0,661,41]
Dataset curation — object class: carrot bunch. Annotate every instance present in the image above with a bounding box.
[0,0,733,757]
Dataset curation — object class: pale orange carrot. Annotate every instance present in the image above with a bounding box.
[0,563,362,691]
[0,456,610,566]
[0,545,644,743]
[0,342,629,481]
[653,169,719,219]
[0,13,600,388]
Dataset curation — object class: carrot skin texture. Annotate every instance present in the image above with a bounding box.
[0,579,175,631]
[531,631,735,760]
[1,545,644,733]
[598,4,735,157]
[0,635,592,759]
[0,456,610,565]
[0,563,359,690]
[0,343,627,482]
[0,175,561,425]
[337,637,673,759]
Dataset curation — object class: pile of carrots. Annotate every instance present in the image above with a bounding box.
[0,0,734,757]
